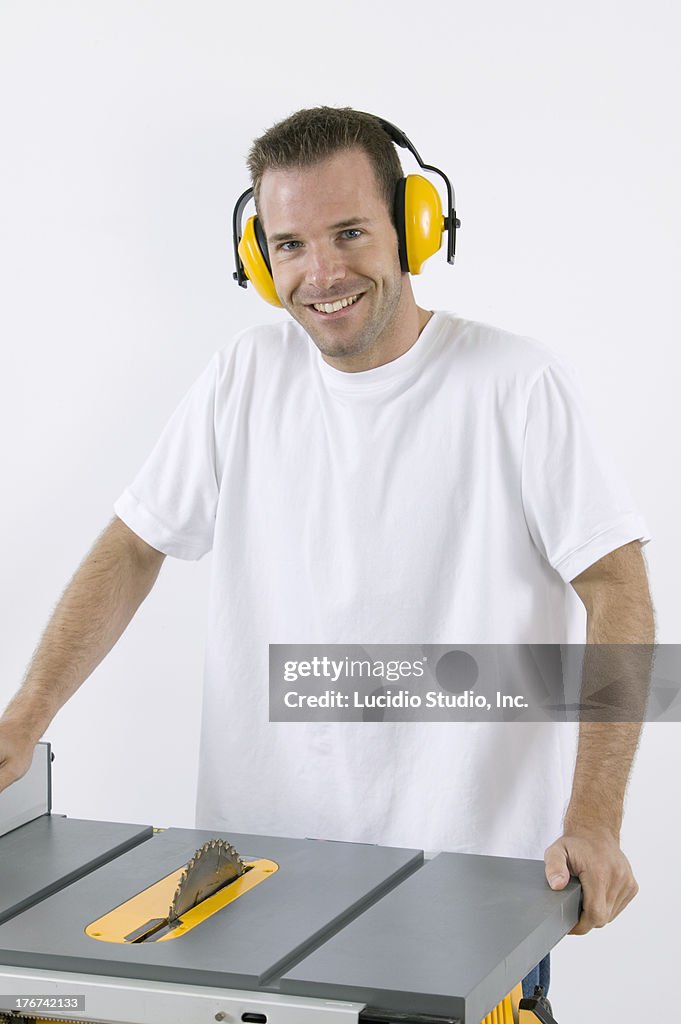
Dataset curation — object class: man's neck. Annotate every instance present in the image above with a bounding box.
[322,304,434,373]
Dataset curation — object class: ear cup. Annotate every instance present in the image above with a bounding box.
[237,216,283,307]
[401,174,444,274]
[254,217,271,273]
[393,178,410,273]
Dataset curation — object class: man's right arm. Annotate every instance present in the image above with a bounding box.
[0,516,166,793]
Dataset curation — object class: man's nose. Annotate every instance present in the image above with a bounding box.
[304,243,347,292]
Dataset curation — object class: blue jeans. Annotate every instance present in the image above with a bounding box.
[521,953,550,998]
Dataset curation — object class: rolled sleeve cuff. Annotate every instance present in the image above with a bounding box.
[114,490,211,561]
[553,514,651,583]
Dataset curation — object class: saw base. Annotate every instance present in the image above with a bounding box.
[0,747,575,1023]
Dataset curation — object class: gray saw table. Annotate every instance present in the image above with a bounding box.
[0,745,579,1024]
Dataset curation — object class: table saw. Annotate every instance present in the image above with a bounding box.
[0,745,579,1024]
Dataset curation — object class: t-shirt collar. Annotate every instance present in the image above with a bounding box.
[314,311,446,394]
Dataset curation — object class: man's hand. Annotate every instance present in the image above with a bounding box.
[0,720,39,794]
[544,827,638,935]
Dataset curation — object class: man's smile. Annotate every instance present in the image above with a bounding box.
[304,293,366,320]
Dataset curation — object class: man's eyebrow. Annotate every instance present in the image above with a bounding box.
[267,218,372,244]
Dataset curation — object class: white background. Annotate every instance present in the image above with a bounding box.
[0,1,679,1019]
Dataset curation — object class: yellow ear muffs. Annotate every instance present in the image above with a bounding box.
[394,175,445,275]
[238,174,444,304]
[237,215,283,307]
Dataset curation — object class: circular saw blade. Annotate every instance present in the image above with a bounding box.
[169,839,245,921]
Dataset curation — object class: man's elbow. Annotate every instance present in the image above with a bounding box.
[570,541,655,643]
[107,516,167,578]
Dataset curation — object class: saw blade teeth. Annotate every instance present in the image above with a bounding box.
[168,837,246,922]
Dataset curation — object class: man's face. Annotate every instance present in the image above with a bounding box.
[258,148,406,368]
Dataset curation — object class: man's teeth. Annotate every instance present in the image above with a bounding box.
[312,294,361,313]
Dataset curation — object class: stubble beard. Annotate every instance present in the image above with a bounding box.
[289,273,404,362]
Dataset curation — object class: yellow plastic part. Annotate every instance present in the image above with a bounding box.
[85,858,278,943]
[238,216,283,307]
[480,982,523,1024]
[510,981,523,1021]
[404,174,444,274]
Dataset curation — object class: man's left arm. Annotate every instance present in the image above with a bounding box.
[544,539,655,935]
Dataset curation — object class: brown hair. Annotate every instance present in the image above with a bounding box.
[246,106,404,227]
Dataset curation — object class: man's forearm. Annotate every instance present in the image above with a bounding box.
[564,719,644,838]
[566,541,655,836]
[543,544,654,934]
[2,517,165,741]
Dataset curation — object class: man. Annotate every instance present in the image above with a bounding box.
[0,108,654,998]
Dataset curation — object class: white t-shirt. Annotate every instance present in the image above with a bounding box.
[114,312,649,859]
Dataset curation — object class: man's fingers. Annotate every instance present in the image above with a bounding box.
[604,854,638,922]
[569,863,639,934]
[544,841,571,889]
[0,764,20,795]
[569,883,610,934]
[610,876,639,922]
[0,746,33,794]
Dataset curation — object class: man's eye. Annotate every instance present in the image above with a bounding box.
[341,229,362,239]
[280,240,302,252]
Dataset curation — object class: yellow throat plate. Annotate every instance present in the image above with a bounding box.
[85,857,278,943]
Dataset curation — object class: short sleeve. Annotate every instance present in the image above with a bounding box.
[114,356,219,560]
[521,361,650,582]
